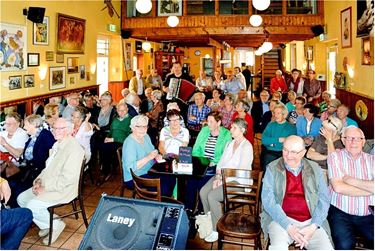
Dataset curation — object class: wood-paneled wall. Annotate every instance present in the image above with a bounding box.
[335,89,374,139]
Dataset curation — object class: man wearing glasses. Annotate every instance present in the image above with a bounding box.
[261,135,333,249]
[327,126,374,249]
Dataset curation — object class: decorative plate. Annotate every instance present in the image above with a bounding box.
[355,100,368,121]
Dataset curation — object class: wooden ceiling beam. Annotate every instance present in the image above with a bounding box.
[208,38,224,49]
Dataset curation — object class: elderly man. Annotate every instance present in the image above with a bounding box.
[251,89,270,133]
[62,93,80,121]
[140,87,154,114]
[145,69,162,90]
[270,70,288,95]
[303,70,321,105]
[223,70,243,95]
[327,126,374,249]
[129,69,149,98]
[17,118,84,245]
[261,135,333,250]
[187,92,211,132]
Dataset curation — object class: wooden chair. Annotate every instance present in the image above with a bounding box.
[46,158,89,245]
[130,169,182,204]
[216,169,263,250]
[116,146,127,197]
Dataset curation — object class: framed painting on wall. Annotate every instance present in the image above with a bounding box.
[46,51,54,61]
[49,66,66,90]
[57,13,86,54]
[79,65,85,79]
[341,7,352,48]
[56,53,64,63]
[9,75,22,90]
[0,23,27,71]
[67,57,79,73]
[362,36,374,65]
[157,0,182,16]
[27,53,40,67]
[357,0,374,37]
[69,76,77,85]
[24,74,35,88]
[33,16,49,45]
[123,41,132,70]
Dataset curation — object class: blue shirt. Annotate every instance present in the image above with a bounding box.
[223,79,243,95]
[122,134,155,182]
[187,104,211,126]
[262,159,330,230]
[262,102,270,114]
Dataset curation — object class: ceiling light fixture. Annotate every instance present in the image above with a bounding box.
[252,0,270,11]
[142,38,151,52]
[167,15,179,27]
[249,15,263,27]
[136,0,152,14]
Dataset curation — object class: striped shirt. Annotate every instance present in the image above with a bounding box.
[159,126,189,155]
[327,149,374,216]
[204,134,218,160]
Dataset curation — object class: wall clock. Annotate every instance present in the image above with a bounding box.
[194,50,201,56]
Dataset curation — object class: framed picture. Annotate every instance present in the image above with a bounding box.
[307,46,313,61]
[57,13,86,54]
[24,74,35,88]
[0,23,27,71]
[69,76,77,85]
[362,37,374,65]
[357,0,374,37]
[341,7,352,48]
[27,53,40,67]
[49,66,66,90]
[123,41,132,70]
[79,65,85,79]
[33,16,49,45]
[46,51,54,61]
[8,75,22,90]
[67,57,79,74]
[157,0,182,16]
[56,53,64,63]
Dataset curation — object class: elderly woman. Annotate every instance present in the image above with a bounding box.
[336,103,358,127]
[0,112,29,164]
[124,92,141,117]
[43,103,60,130]
[96,91,116,134]
[261,104,296,171]
[218,93,235,129]
[146,90,164,145]
[7,115,55,207]
[285,90,296,113]
[296,103,322,146]
[318,91,332,113]
[98,103,132,183]
[158,109,189,156]
[163,102,186,128]
[71,106,94,162]
[122,115,175,196]
[232,100,254,145]
[307,116,344,172]
[288,96,306,124]
[262,99,281,128]
[206,89,224,111]
[199,118,254,242]
[187,111,232,211]
[320,98,341,121]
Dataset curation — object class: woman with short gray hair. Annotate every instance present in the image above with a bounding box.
[199,118,254,242]
[232,100,254,144]
[146,90,164,145]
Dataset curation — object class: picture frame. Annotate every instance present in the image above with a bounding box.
[67,57,79,74]
[0,23,27,71]
[307,46,313,61]
[69,76,77,85]
[24,74,35,88]
[357,0,374,37]
[49,66,66,90]
[341,7,352,48]
[33,16,49,45]
[46,51,54,61]
[8,75,22,90]
[56,53,64,63]
[57,13,86,54]
[362,37,374,65]
[123,41,132,70]
[79,65,85,79]
[157,0,182,16]
[27,53,40,67]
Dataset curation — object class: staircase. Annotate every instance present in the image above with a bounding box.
[262,49,282,89]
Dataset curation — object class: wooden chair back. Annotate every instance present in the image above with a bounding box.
[221,168,263,216]
[130,169,162,202]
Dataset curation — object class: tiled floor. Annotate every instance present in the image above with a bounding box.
[20,138,263,250]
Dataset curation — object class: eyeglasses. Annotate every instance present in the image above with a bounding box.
[282,148,305,156]
[327,119,338,130]
[52,126,67,131]
[168,118,180,122]
[342,136,364,142]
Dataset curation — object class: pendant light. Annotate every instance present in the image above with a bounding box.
[136,0,152,14]
[167,16,179,27]
[142,38,151,52]
[252,0,270,11]
[249,15,262,27]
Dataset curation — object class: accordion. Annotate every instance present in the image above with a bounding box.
[166,78,196,102]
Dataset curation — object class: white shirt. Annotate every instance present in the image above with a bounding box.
[235,73,246,90]
[137,78,144,95]
[159,127,189,155]
[0,127,29,153]
[296,79,305,96]
[74,123,93,162]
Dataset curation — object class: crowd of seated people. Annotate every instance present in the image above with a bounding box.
[0,66,373,249]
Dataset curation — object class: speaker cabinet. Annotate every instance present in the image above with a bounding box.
[311,25,324,37]
[27,7,46,23]
[79,195,189,250]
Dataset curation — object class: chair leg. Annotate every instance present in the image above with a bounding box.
[79,196,89,227]
[48,208,54,246]
[218,233,223,250]
[120,185,125,197]
[72,201,79,219]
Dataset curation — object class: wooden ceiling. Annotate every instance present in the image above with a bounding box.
[121,4,324,49]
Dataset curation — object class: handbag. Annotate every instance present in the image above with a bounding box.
[195,212,213,239]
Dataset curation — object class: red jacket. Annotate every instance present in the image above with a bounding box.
[270,77,288,94]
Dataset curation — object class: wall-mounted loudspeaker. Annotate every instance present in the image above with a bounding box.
[121,30,132,39]
[23,7,45,23]
[79,195,189,250]
[311,25,324,37]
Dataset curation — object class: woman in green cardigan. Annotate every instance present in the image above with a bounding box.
[187,111,232,211]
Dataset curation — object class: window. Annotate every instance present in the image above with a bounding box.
[97,39,109,56]
[219,0,248,15]
[187,0,215,15]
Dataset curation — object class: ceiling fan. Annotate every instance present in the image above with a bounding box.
[101,0,120,18]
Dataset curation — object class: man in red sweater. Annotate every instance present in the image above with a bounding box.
[270,70,288,95]
[261,135,333,249]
